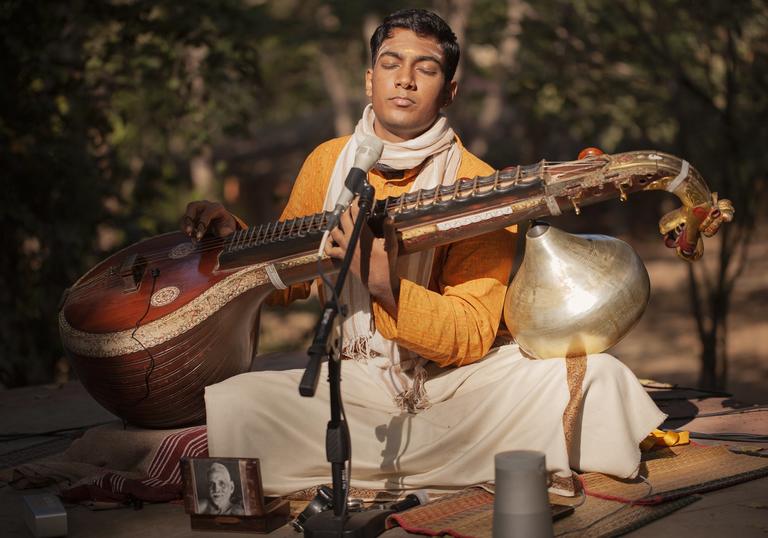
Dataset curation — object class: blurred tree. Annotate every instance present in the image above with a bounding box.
[2,0,765,391]
[507,0,767,389]
[1,0,276,386]
[1,1,109,386]
[83,0,272,233]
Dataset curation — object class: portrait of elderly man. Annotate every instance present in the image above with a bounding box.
[196,461,245,516]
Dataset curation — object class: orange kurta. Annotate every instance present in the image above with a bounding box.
[208,144,666,496]
[271,135,516,367]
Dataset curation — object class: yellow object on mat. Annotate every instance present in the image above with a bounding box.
[640,429,690,451]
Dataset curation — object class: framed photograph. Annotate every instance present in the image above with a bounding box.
[190,458,247,515]
[182,457,284,518]
[181,457,291,532]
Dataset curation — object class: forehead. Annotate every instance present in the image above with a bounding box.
[208,468,229,480]
[376,27,444,61]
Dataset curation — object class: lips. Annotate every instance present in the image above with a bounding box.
[390,96,415,107]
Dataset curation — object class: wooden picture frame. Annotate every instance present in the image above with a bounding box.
[181,457,290,533]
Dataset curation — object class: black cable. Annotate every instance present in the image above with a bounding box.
[555,475,654,536]
[664,405,768,421]
[642,382,732,398]
[128,268,160,410]
[698,405,768,417]
[680,431,768,443]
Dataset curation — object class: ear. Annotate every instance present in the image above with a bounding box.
[365,69,373,98]
[442,80,458,108]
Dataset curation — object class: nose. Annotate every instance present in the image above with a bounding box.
[395,68,415,90]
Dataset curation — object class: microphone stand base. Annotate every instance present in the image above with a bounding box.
[303,509,394,538]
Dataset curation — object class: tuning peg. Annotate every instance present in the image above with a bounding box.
[570,197,581,215]
[578,147,605,159]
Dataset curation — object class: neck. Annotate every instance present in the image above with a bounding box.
[217,151,713,272]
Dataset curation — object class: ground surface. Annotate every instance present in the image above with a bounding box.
[0,382,766,538]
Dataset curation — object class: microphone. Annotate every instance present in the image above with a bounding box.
[388,490,429,513]
[325,135,384,231]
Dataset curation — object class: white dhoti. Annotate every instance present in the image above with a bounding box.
[205,345,666,496]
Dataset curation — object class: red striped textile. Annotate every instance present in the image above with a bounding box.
[61,426,208,504]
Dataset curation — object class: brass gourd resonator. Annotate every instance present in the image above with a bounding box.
[503,222,650,359]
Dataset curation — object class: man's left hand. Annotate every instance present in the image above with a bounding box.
[324,201,400,318]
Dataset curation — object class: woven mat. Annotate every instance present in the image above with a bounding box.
[387,445,768,538]
[386,487,700,538]
[552,494,700,538]
[581,445,768,504]
[387,488,494,537]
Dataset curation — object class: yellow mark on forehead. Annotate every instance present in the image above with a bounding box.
[375,37,445,65]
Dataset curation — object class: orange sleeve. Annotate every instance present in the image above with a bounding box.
[371,143,518,366]
[265,137,349,306]
[372,227,517,366]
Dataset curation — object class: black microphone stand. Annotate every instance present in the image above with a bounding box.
[298,183,392,537]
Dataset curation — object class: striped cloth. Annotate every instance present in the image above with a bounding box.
[6,423,208,505]
[62,425,208,504]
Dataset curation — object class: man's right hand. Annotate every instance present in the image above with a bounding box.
[182,200,238,240]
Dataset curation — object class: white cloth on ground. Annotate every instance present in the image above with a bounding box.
[205,344,666,496]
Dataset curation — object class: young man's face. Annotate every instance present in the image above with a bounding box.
[366,28,457,143]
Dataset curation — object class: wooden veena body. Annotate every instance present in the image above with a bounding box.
[59,150,733,428]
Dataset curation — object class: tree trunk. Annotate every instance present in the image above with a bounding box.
[443,0,473,83]
[467,0,528,157]
[185,45,216,199]
[318,49,354,137]
[190,144,215,199]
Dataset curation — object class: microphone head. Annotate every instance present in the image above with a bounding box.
[410,490,429,505]
[353,135,384,171]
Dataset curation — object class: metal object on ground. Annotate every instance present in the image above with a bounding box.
[504,222,650,359]
[22,494,68,537]
[291,485,334,532]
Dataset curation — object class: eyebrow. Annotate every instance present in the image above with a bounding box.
[378,51,444,70]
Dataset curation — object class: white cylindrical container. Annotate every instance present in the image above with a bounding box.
[493,450,553,538]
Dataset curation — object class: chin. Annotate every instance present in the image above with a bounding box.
[378,118,430,140]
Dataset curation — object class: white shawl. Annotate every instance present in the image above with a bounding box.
[322,104,462,413]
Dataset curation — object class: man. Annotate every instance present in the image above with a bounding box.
[197,462,244,515]
[185,9,665,497]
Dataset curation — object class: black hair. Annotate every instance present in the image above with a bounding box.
[370,9,460,84]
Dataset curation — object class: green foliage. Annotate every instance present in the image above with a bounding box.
[0,0,274,385]
[1,0,765,388]
[1,1,105,385]
[500,0,767,387]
